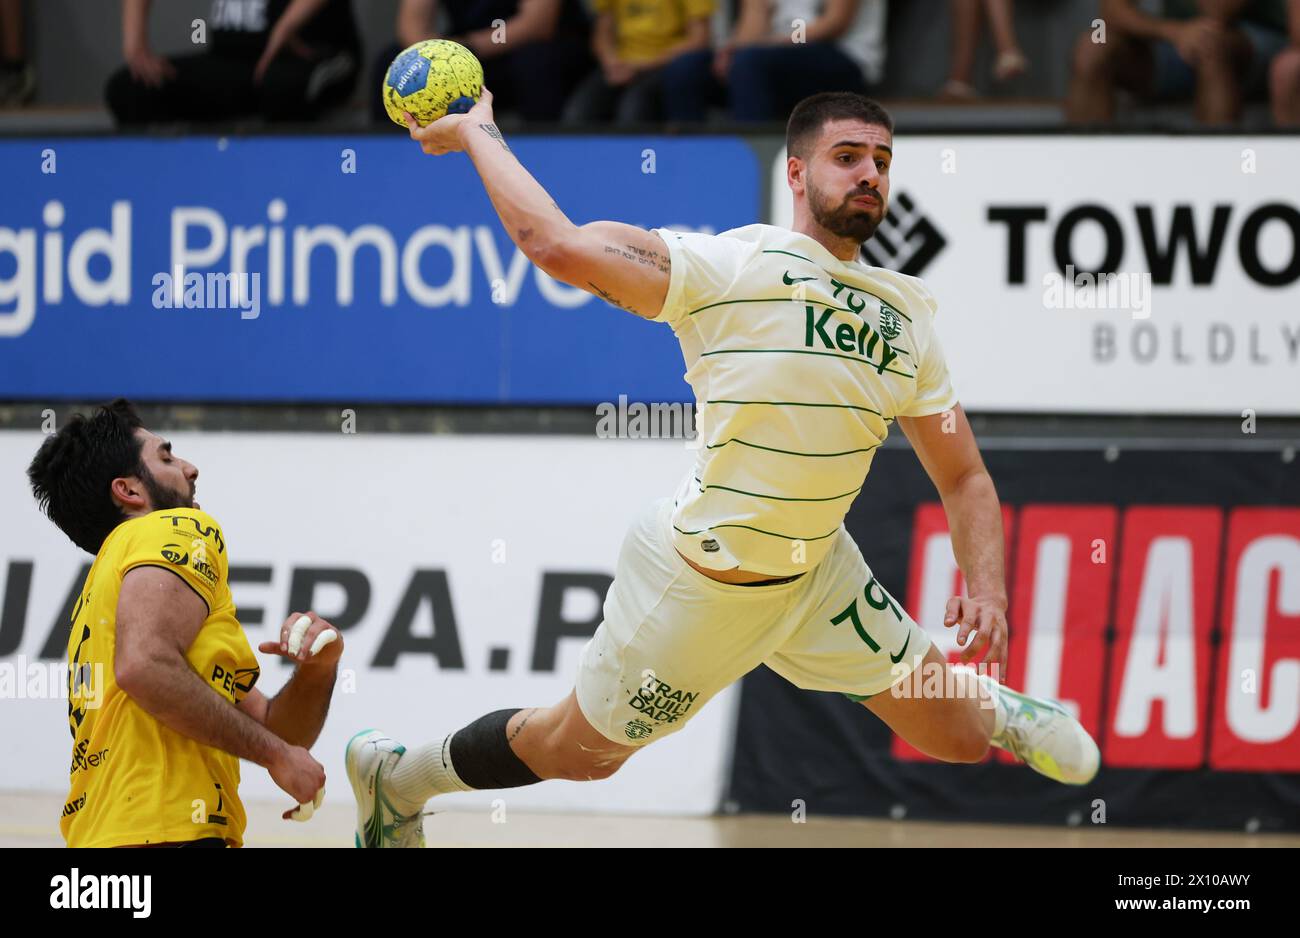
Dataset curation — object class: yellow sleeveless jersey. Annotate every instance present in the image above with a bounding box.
[62,508,259,847]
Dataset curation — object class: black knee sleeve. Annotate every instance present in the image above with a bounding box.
[448,708,543,790]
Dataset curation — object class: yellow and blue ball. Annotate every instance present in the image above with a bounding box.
[382,39,483,127]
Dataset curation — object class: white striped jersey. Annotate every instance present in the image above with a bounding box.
[652,223,959,576]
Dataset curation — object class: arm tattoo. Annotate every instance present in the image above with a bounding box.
[587,281,636,313]
[479,122,510,152]
[604,243,669,273]
[508,708,538,742]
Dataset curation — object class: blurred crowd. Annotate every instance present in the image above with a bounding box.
[0,0,1298,127]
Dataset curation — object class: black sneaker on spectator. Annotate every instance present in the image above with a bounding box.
[0,61,36,107]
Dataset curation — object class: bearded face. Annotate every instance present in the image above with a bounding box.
[805,163,886,244]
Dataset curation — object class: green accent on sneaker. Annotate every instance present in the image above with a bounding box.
[997,684,1070,716]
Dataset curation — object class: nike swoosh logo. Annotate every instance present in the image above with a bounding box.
[889,633,911,664]
[783,272,817,285]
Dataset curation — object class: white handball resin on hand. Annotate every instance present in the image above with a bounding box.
[290,786,325,822]
[286,614,314,656]
[287,613,340,658]
[309,629,338,656]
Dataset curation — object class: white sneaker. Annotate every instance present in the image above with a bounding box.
[993,684,1101,786]
[345,729,427,848]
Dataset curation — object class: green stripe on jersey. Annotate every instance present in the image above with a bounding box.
[674,522,841,542]
[705,438,880,458]
[706,399,883,416]
[761,249,816,264]
[694,477,863,503]
[700,347,914,379]
[686,297,845,318]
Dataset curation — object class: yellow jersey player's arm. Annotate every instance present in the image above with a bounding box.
[237,681,334,749]
[238,611,343,749]
[116,569,327,807]
[115,567,292,767]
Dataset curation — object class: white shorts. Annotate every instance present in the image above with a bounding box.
[576,498,932,746]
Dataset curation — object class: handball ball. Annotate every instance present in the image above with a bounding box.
[382,39,483,127]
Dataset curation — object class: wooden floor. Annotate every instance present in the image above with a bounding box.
[4,791,1297,848]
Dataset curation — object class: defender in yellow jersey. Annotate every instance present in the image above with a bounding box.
[28,399,343,847]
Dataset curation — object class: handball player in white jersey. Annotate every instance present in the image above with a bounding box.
[347,90,1100,847]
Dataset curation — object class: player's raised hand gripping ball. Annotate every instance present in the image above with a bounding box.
[382,39,483,127]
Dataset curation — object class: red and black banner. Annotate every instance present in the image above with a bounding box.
[726,445,1300,830]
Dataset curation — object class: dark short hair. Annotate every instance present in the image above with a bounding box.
[786,92,894,160]
[28,398,147,554]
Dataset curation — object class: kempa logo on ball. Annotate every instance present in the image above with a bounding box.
[395,59,425,93]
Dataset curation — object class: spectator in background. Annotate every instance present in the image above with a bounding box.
[663,0,887,123]
[563,0,714,124]
[0,0,35,106]
[106,0,360,125]
[372,0,592,124]
[1066,0,1288,126]
[1268,0,1300,124]
[941,0,1028,99]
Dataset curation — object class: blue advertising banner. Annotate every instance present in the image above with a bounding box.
[0,136,759,403]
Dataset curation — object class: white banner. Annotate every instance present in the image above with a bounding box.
[0,431,736,818]
[771,137,1300,414]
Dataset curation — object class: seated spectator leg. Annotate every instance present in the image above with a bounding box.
[105,52,253,126]
[558,36,598,119]
[372,42,402,124]
[779,42,865,114]
[1193,26,1252,124]
[661,48,718,122]
[1271,46,1300,126]
[257,49,360,122]
[614,67,666,125]
[506,36,593,122]
[945,0,982,91]
[309,48,361,116]
[1065,30,1152,124]
[726,45,779,122]
[1236,21,1289,115]
[563,68,620,124]
[729,44,864,123]
[479,54,517,117]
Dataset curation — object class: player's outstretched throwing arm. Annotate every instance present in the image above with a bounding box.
[404,89,671,319]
